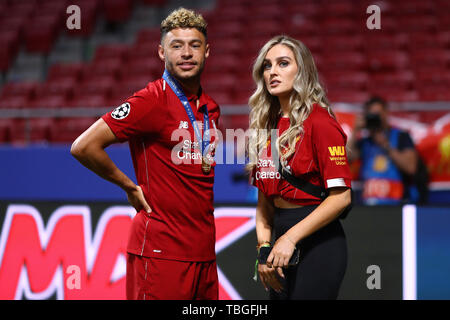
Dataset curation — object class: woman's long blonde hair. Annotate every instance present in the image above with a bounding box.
[246,35,333,171]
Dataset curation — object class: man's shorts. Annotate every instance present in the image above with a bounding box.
[126,253,219,300]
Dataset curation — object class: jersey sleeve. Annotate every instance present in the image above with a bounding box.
[101,84,164,141]
[312,115,352,189]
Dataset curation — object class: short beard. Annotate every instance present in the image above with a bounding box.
[165,58,205,83]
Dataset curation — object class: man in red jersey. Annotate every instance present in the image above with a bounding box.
[71,8,220,300]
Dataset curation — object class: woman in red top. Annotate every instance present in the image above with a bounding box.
[248,35,352,300]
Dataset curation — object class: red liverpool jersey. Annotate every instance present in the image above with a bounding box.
[252,104,352,205]
[102,77,220,261]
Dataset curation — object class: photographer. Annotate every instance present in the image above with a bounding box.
[347,97,421,205]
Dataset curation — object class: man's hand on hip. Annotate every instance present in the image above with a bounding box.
[127,185,152,214]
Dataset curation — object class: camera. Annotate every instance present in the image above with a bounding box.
[365,113,382,130]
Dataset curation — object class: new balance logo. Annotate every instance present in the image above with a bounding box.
[328,146,345,156]
[179,121,189,129]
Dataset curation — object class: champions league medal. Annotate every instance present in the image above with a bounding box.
[201,156,211,174]
[162,70,212,175]
[201,139,216,174]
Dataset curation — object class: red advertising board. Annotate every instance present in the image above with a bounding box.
[0,203,256,300]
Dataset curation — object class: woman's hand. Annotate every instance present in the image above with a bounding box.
[258,263,284,293]
[266,235,296,268]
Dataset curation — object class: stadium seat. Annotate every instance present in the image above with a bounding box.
[239,36,272,58]
[368,51,409,71]
[140,0,166,6]
[246,19,282,37]
[398,15,437,33]
[47,63,85,82]
[418,86,450,101]
[232,88,255,105]
[93,44,128,62]
[393,1,436,15]
[436,0,450,10]
[0,82,38,100]
[202,72,236,94]
[120,57,162,80]
[369,89,419,102]
[9,118,53,144]
[408,33,446,51]
[437,31,450,49]
[323,1,355,17]
[68,93,108,108]
[207,91,234,106]
[285,3,320,18]
[0,45,14,72]
[320,18,357,35]
[39,78,77,100]
[38,0,69,12]
[24,15,60,54]
[415,72,450,88]
[322,52,368,71]
[103,0,133,23]
[30,94,68,109]
[248,4,283,20]
[204,54,238,74]
[286,18,318,37]
[85,58,122,79]
[369,71,414,91]
[49,117,97,143]
[73,75,115,101]
[34,1,67,28]
[0,15,27,43]
[108,89,137,107]
[322,71,369,91]
[136,28,160,44]
[296,37,322,55]
[212,4,246,21]
[116,75,152,90]
[438,12,450,30]
[0,30,20,71]
[411,49,450,69]
[0,96,29,109]
[364,34,409,52]
[321,35,364,52]
[0,119,9,143]
[208,22,243,38]
[107,78,152,107]
[125,43,161,63]
[8,1,36,18]
[208,38,242,55]
[327,90,370,103]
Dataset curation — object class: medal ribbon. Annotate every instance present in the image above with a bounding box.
[162,70,210,157]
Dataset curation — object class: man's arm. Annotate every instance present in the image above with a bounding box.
[70,118,151,213]
[386,147,417,176]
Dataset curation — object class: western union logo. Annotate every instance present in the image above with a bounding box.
[328,146,345,156]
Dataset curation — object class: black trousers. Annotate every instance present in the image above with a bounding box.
[270,205,347,300]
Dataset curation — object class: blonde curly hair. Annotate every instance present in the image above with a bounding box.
[160,7,207,40]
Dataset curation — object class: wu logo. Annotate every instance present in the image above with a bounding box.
[328,146,345,156]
